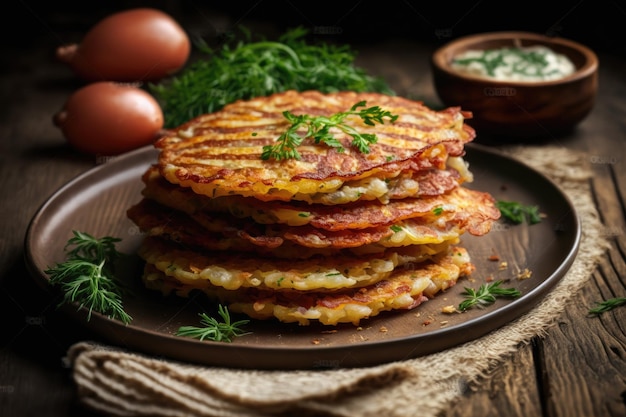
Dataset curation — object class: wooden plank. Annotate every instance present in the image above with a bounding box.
[444,342,542,417]
[536,267,626,417]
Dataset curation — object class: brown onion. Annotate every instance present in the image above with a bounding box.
[54,82,164,156]
[56,8,190,82]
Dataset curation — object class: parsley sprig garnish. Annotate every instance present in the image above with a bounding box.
[261,101,398,161]
[588,297,626,315]
[176,305,250,342]
[458,280,522,311]
[496,200,542,224]
[45,231,132,324]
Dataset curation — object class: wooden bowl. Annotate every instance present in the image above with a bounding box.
[431,31,598,139]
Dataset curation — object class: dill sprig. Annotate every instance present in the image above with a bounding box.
[45,231,131,324]
[176,305,250,342]
[588,297,626,315]
[64,230,121,269]
[458,280,522,311]
[496,200,542,225]
[150,27,394,128]
[261,100,398,161]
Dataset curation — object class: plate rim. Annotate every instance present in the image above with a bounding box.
[23,143,581,369]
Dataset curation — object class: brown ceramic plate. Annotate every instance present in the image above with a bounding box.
[24,143,580,370]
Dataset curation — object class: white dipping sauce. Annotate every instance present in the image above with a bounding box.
[451,45,576,82]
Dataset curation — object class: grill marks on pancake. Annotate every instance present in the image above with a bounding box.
[156,90,475,201]
[289,144,450,182]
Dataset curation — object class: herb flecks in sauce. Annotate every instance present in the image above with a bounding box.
[451,45,575,82]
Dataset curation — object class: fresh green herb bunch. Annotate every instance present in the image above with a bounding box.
[176,305,250,342]
[261,100,398,161]
[151,27,395,128]
[45,231,132,324]
[458,280,521,311]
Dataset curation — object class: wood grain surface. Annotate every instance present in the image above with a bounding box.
[1,2,624,416]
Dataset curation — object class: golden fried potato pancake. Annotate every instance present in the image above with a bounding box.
[142,161,466,212]
[143,161,465,209]
[142,247,474,326]
[127,90,498,327]
[128,198,464,253]
[139,166,499,234]
[142,162,462,216]
[137,236,456,292]
[156,90,475,202]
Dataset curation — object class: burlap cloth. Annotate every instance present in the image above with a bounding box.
[67,145,610,417]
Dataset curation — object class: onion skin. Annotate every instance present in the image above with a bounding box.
[56,8,190,82]
[54,82,164,156]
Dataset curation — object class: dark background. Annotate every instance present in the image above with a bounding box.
[5,0,625,54]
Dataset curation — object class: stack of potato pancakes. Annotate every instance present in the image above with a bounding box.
[127,90,500,326]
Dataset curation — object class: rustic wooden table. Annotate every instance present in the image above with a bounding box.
[1,2,624,416]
